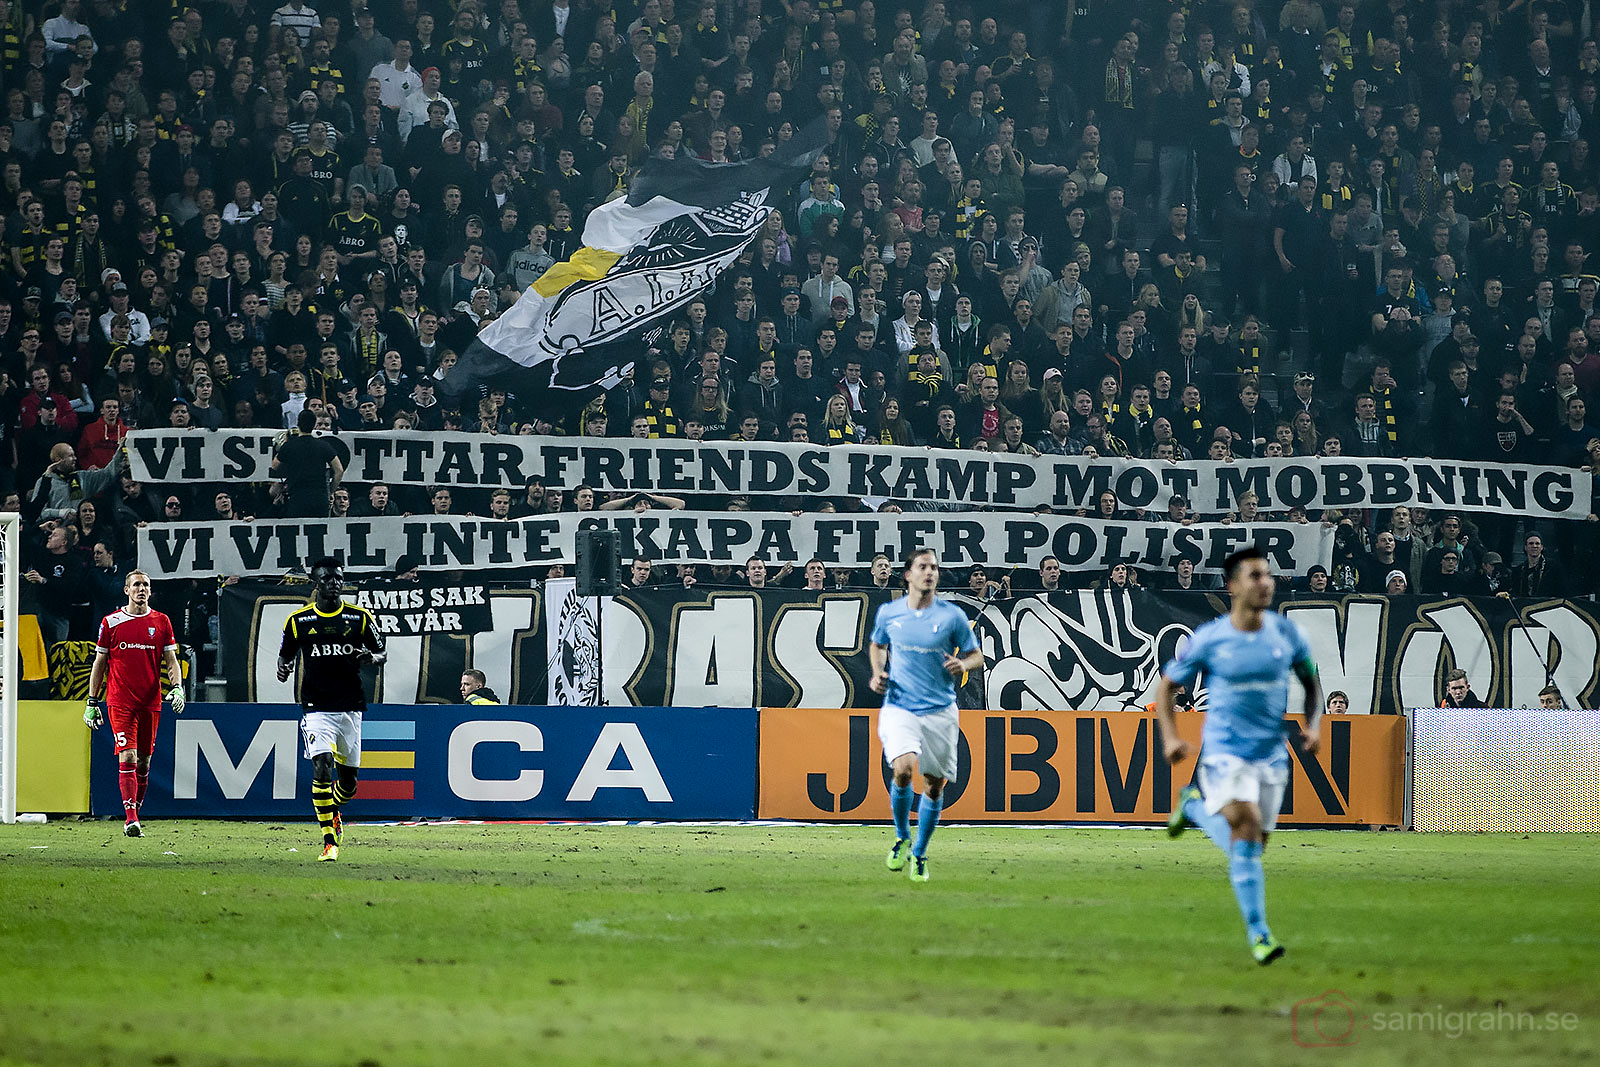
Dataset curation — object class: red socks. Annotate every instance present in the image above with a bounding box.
[118,765,139,821]
[136,771,149,807]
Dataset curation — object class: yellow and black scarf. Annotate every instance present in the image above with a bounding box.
[907,370,943,399]
[0,5,20,73]
[823,418,857,445]
[1319,181,1351,212]
[624,96,653,154]
[1372,386,1399,442]
[1234,340,1263,376]
[644,400,678,437]
[1104,60,1133,109]
[357,329,381,379]
[953,196,981,240]
[512,55,543,95]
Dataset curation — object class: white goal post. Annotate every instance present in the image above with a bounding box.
[1,512,19,824]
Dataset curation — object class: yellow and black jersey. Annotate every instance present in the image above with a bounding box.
[439,36,489,79]
[1481,208,1532,241]
[12,226,51,272]
[51,202,87,242]
[279,602,384,712]
[72,165,98,206]
[268,152,298,193]
[327,211,383,259]
[306,148,342,192]
[307,61,346,98]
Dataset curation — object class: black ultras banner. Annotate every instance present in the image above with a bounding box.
[126,431,1592,518]
[222,583,1600,715]
[222,582,545,706]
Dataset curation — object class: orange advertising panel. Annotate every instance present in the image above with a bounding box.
[758,710,1406,826]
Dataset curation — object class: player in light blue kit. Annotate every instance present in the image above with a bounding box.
[868,549,985,883]
[1153,547,1323,965]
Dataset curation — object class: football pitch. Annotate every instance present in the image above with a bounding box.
[0,823,1592,1067]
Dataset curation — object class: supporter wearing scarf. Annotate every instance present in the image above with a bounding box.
[1234,317,1265,376]
[1104,55,1133,111]
[1370,362,1402,444]
[1371,384,1400,443]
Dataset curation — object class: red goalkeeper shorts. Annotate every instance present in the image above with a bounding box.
[108,706,161,758]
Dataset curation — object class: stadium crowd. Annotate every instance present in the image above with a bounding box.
[4,0,1600,656]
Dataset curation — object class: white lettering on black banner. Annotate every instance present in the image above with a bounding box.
[348,583,493,635]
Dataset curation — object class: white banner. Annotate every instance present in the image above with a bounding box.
[125,430,1594,519]
[544,576,600,706]
[136,512,1333,579]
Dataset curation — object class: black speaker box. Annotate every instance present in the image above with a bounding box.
[574,529,623,595]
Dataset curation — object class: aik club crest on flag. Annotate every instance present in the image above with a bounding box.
[532,198,773,390]
[444,127,827,409]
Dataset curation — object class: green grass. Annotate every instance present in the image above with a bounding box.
[0,822,1593,1066]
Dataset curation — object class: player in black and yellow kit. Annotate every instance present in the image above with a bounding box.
[277,558,386,861]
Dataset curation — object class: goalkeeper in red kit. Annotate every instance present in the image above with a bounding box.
[85,570,184,837]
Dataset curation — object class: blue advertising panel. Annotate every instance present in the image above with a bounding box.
[90,705,758,820]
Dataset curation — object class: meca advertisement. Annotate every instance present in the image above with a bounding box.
[90,704,758,820]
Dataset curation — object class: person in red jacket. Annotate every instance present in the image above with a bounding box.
[18,364,79,432]
[76,396,126,470]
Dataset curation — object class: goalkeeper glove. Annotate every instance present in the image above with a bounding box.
[84,699,104,730]
[167,684,185,714]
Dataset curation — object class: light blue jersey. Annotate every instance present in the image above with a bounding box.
[1162,612,1315,762]
[870,596,979,714]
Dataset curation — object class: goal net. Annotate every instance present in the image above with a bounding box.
[0,512,19,823]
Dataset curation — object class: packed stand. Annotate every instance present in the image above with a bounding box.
[4,0,1600,654]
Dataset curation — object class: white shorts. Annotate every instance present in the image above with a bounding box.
[1198,753,1289,832]
[877,703,960,782]
[301,711,363,767]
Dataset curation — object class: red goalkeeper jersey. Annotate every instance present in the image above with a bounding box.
[97,609,177,712]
